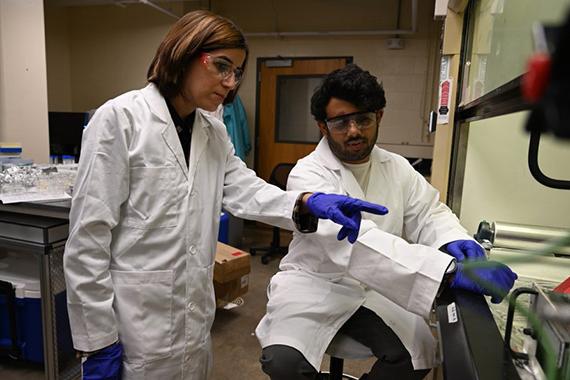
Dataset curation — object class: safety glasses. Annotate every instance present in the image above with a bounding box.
[325,111,377,135]
[200,53,244,86]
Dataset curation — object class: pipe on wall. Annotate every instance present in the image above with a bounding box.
[244,0,418,38]
[139,0,180,19]
[133,0,418,36]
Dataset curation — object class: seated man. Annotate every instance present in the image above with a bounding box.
[255,64,517,380]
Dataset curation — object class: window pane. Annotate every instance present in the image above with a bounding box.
[459,112,570,235]
[458,112,570,351]
[276,76,322,143]
[463,0,570,103]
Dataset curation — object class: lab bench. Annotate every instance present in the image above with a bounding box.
[0,200,79,380]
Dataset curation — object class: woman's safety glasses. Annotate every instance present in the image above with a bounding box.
[200,53,244,86]
[325,111,377,135]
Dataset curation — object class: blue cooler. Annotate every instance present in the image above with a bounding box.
[218,211,229,244]
[0,252,73,363]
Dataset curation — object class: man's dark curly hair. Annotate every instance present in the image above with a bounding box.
[311,64,386,122]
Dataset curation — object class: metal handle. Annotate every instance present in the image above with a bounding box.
[505,287,538,361]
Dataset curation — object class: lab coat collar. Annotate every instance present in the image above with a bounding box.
[314,138,391,199]
[141,84,189,178]
[141,82,170,124]
[140,83,211,181]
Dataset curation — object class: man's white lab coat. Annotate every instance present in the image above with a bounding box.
[256,139,473,371]
[64,83,300,379]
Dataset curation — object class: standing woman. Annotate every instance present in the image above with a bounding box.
[64,10,387,380]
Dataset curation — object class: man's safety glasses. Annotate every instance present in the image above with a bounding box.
[325,111,377,135]
[201,53,244,86]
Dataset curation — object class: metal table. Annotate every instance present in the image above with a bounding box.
[0,201,79,380]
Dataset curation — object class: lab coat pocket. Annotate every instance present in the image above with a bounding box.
[110,269,174,363]
[124,166,180,229]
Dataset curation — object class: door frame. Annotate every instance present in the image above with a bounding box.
[253,56,353,173]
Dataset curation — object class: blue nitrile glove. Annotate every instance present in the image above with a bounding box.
[450,261,518,303]
[443,239,486,261]
[306,192,389,244]
[82,342,123,380]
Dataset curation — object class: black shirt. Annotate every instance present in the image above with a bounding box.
[165,99,196,167]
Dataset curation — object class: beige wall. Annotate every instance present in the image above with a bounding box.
[0,0,50,163]
[222,0,441,165]
[44,3,184,112]
[68,4,187,111]
[44,0,440,167]
[45,4,73,111]
[459,112,570,235]
[241,35,439,165]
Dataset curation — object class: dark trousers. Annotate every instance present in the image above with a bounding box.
[260,306,431,380]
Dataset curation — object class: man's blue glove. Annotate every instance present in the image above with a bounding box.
[306,192,388,244]
[82,342,123,380]
[450,261,518,303]
[443,239,486,261]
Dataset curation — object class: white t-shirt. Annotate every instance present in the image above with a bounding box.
[344,160,372,194]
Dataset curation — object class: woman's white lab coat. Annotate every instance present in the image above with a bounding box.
[64,83,300,379]
[256,139,473,371]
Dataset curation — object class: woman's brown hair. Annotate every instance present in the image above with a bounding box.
[147,10,248,103]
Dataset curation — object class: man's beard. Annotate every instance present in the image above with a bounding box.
[326,129,378,163]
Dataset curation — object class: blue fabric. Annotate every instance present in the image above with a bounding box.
[82,342,123,380]
[444,239,486,261]
[306,192,389,243]
[223,96,251,160]
[451,261,518,303]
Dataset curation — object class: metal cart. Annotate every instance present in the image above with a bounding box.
[0,201,79,380]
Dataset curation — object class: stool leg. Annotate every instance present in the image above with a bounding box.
[329,356,344,380]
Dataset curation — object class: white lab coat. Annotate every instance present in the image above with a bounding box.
[256,139,473,371]
[64,83,300,379]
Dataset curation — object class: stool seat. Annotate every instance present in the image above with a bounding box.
[326,333,373,360]
[322,333,374,380]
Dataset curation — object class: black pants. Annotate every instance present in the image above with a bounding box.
[260,307,431,380]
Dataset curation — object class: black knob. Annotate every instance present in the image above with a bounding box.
[475,221,494,243]
[522,327,537,339]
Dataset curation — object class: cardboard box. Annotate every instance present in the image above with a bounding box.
[213,242,250,306]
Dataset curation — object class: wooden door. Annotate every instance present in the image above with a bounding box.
[255,57,350,181]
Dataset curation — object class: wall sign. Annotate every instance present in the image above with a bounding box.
[438,55,452,125]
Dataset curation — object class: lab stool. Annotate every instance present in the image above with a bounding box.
[321,333,374,380]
